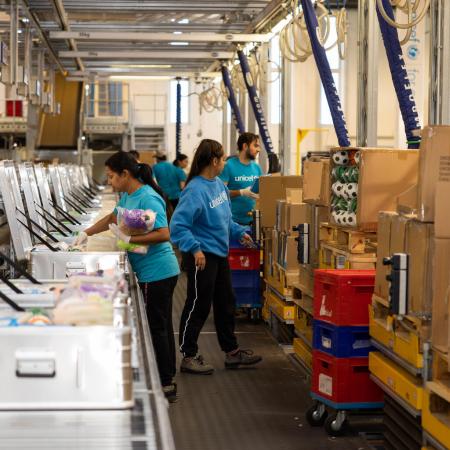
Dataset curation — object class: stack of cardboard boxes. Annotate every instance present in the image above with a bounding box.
[367,126,450,450]
[259,175,302,323]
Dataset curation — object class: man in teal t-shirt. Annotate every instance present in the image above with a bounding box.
[219,133,263,225]
[153,153,186,208]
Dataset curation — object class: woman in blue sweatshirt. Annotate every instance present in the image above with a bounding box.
[170,139,262,374]
[82,152,180,400]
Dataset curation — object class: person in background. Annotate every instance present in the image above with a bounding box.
[173,153,189,171]
[74,152,180,401]
[129,149,140,162]
[153,152,186,209]
[219,132,263,225]
[170,139,263,374]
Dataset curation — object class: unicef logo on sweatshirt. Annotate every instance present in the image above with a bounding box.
[234,175,258,182]
[209,190,228,209]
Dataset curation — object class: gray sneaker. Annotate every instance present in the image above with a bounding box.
[225,349,262,369]
[180,355,214,375]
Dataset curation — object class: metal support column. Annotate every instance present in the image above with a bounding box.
[281,55,292,174]
[429,0,450,125]
[9,0,18,86]
[222,100,229,155]
[357,0,379,147]
[175,78,182,156]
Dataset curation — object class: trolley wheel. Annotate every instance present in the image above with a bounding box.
[324,411,348,437]
[306,402,328,427]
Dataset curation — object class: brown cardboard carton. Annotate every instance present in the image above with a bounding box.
[435,181,450,239]
[390,214,409,254]
[286,188,303,204]
[276,200,287,232]
[417,125,450,222]
[331,148,419,231]
[406,220,434,316]
[374,212,397,300]
[298,265,315,297]
[287,203,311,234]
[259,176,303,228]
[432,239,450,352]
[303,158,331,206]
[283,235,299,271]
[397,184,418,215]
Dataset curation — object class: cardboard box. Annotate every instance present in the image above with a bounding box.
[287,203,311,234]
[303,158,330,206]
[432,239,450,352]
[406,220,434,315]
[286,188,303,204]
[259,176,303,228]
[435,181,450,238]
[298,265,315,297]
[283,235,299,271]
[331,148,419,231]
[417,125,450,222]
[397,184,418,216]
[276,200,287,232]
[374,212,397,299]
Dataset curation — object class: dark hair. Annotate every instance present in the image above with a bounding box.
[156,153,167,162]
[129,150,140,160]
[173,153,188,167]
[105,151,173,218]
[186,139,224,185]
[237,132,259,151]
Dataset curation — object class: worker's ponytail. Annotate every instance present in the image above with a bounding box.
[105,151,173,219]
[186,139,224,186]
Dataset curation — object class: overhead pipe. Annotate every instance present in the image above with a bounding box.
[376,0,421,148]
[237,48,280,173]
[221,64,245,135]
[300,0,351,147]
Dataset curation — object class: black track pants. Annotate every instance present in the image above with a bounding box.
[179,252,239,358]
[140,275,178,386]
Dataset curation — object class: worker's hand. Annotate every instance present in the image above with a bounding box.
[194,250,206,270]
[240,233,256,249]
[109,223,131,243]
[240,187,259,200]
[73,231,88,247]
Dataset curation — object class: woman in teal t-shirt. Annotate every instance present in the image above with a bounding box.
[81,151,180,401]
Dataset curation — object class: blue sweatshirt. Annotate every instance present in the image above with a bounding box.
[170,176,247,257]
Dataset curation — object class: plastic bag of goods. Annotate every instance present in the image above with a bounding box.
[116,207,157,254]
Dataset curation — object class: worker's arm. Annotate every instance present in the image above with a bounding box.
[228,187,241,198]
[85,212,117,236]
[129,227,170,245]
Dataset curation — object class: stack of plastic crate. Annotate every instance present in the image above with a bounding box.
[228,240,261,309]
[306,269,384,436]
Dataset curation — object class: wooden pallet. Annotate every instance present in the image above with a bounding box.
[266,263,297,298]
[319,242,377,270]
[292,289,314,316]
[294,305,313,345]
[429,350,450,402]
[320,222,377,254]
[422,388,450,450]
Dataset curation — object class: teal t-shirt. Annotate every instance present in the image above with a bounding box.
[219,157,263,224]
[153,161,186,200]
[115,185,180,283]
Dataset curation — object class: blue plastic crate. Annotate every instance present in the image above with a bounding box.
[231,270,261,307]
[312,320,373,358]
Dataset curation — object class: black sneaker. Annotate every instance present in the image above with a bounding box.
[162,383,178,403]
[225,349,262,369]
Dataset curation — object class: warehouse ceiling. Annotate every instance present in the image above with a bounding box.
[17,0,282,79]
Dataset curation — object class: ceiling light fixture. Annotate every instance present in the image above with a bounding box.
[170,42,189,46]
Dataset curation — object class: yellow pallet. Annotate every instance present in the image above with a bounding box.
[422,388,450,450]
[265,289,296,321]
[294,307,313,345]
[369,304,423,369]
[262,304,271,322]
[293,337,312,370]
[369,351,423,411]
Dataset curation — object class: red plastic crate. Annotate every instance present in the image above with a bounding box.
[313,269,375,326]
[228,248,260,271]
[311,350,384,404]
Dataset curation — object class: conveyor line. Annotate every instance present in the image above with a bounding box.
[0,270,174,450]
